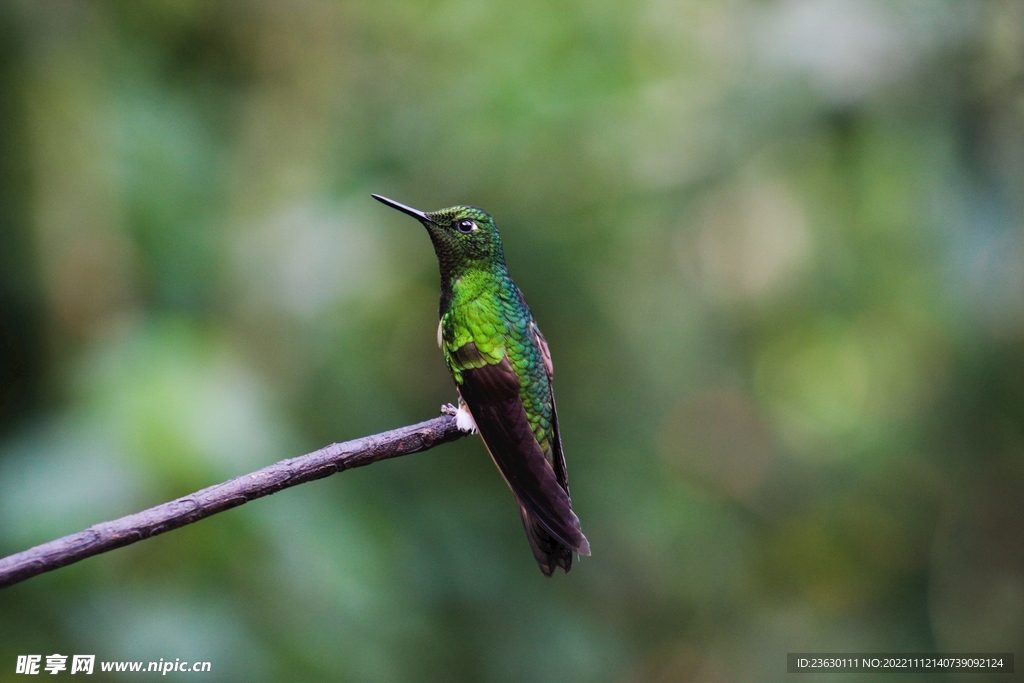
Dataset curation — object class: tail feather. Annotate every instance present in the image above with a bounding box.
[518,504,575,576]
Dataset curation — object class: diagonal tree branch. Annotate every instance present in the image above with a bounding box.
[0,412,470,589]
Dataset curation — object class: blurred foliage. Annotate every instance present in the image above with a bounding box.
[1,0,1023,681]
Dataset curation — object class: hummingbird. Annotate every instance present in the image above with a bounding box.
[372,194,590,576]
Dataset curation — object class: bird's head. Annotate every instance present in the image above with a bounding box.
[372,194,506,273]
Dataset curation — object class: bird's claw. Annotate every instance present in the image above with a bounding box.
[441,403,458,416]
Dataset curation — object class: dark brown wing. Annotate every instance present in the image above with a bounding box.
[455,343,587,557]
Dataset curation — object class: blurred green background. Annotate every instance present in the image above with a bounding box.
[1,0,1022,681]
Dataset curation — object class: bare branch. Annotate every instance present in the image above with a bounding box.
[0,413,469,589]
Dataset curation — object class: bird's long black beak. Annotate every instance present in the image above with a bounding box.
[371,194,431,223]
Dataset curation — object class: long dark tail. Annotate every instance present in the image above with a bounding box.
[518,504,575,576]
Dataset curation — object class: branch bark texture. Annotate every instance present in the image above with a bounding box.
[0,414,469,589]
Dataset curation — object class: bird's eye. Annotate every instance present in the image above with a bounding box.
[456,219,477,233]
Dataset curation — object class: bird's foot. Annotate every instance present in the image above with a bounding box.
[441,403,458,416]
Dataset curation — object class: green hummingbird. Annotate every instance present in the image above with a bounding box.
[372,194,590,576]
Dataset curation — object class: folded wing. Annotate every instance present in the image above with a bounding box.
[455,342,587,559]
